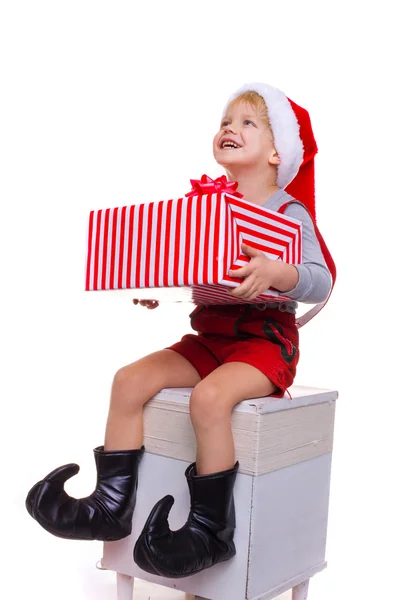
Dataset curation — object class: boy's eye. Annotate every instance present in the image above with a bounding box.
[220,119,256,128]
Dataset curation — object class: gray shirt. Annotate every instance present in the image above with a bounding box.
[256,189,331,311]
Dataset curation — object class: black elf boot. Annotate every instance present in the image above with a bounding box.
[134,461,239,578]
[26,445,144,541]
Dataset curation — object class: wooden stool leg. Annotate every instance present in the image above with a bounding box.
[116,573,134,600]
[292,579,309,600]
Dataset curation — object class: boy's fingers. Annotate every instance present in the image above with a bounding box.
[144,300,159,308]
[241,243,262,257]
[133,298,158,308]
[230,278,254,297]
[228,266,251,279]
[244,284,262,301]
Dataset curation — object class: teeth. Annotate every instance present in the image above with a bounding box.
[222,141,239,149]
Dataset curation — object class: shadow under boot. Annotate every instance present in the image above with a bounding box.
[26,445,144,541]
[134,461,239,578]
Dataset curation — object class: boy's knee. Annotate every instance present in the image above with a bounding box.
[113,363,138,388]
[190,381,230,426]
[111,363,148,411]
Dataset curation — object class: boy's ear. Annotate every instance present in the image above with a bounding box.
[268,150,281,165]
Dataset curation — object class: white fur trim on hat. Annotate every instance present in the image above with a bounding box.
[222,82,304,188]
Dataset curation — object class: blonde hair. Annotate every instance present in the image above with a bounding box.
[227,91,273,136]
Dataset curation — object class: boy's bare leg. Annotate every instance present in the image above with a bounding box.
[133,361,276,577]
[25,348,201,541]
[190,362,276,475]
[104,349,201,450]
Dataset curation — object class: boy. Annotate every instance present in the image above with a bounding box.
[26,83,332,578]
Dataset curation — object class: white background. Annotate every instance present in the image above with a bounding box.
[1,1,399,599]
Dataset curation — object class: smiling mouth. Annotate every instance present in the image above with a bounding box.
[220,140,242,150]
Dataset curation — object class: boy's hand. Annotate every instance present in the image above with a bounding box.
[227,243,281,302]
[132,299,159,310]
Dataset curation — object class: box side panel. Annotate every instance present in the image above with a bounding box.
[247,453,332,599]
[102,452,253,600]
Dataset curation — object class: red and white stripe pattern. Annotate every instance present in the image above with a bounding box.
[85,192,302,304]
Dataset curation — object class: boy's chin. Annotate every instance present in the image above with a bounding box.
[215,155,244,169]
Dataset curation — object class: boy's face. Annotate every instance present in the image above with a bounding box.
[213,101,279,172]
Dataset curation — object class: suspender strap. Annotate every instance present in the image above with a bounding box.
[278,201,337,328]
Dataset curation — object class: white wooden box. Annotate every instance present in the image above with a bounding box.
[101,385,337,600]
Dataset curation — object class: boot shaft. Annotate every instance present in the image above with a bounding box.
[93,446,144,512]
[185,462,238,536]
[94,446,144,482]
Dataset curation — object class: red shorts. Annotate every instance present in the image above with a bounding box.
[167,304,299,397]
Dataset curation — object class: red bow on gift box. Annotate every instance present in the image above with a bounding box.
[185,174,243,199]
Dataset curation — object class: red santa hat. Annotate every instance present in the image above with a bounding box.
[223,83,318,221]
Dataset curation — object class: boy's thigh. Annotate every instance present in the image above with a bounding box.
[127,348,202,390]
[221,335,297,398]
[198,361,277,404]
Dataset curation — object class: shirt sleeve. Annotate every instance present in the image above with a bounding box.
[282,202,332,304]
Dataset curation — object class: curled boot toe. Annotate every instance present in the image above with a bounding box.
[26,446,144,541]
[134,461,238,578]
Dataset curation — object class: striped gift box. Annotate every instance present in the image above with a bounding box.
[85,192,302,305]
